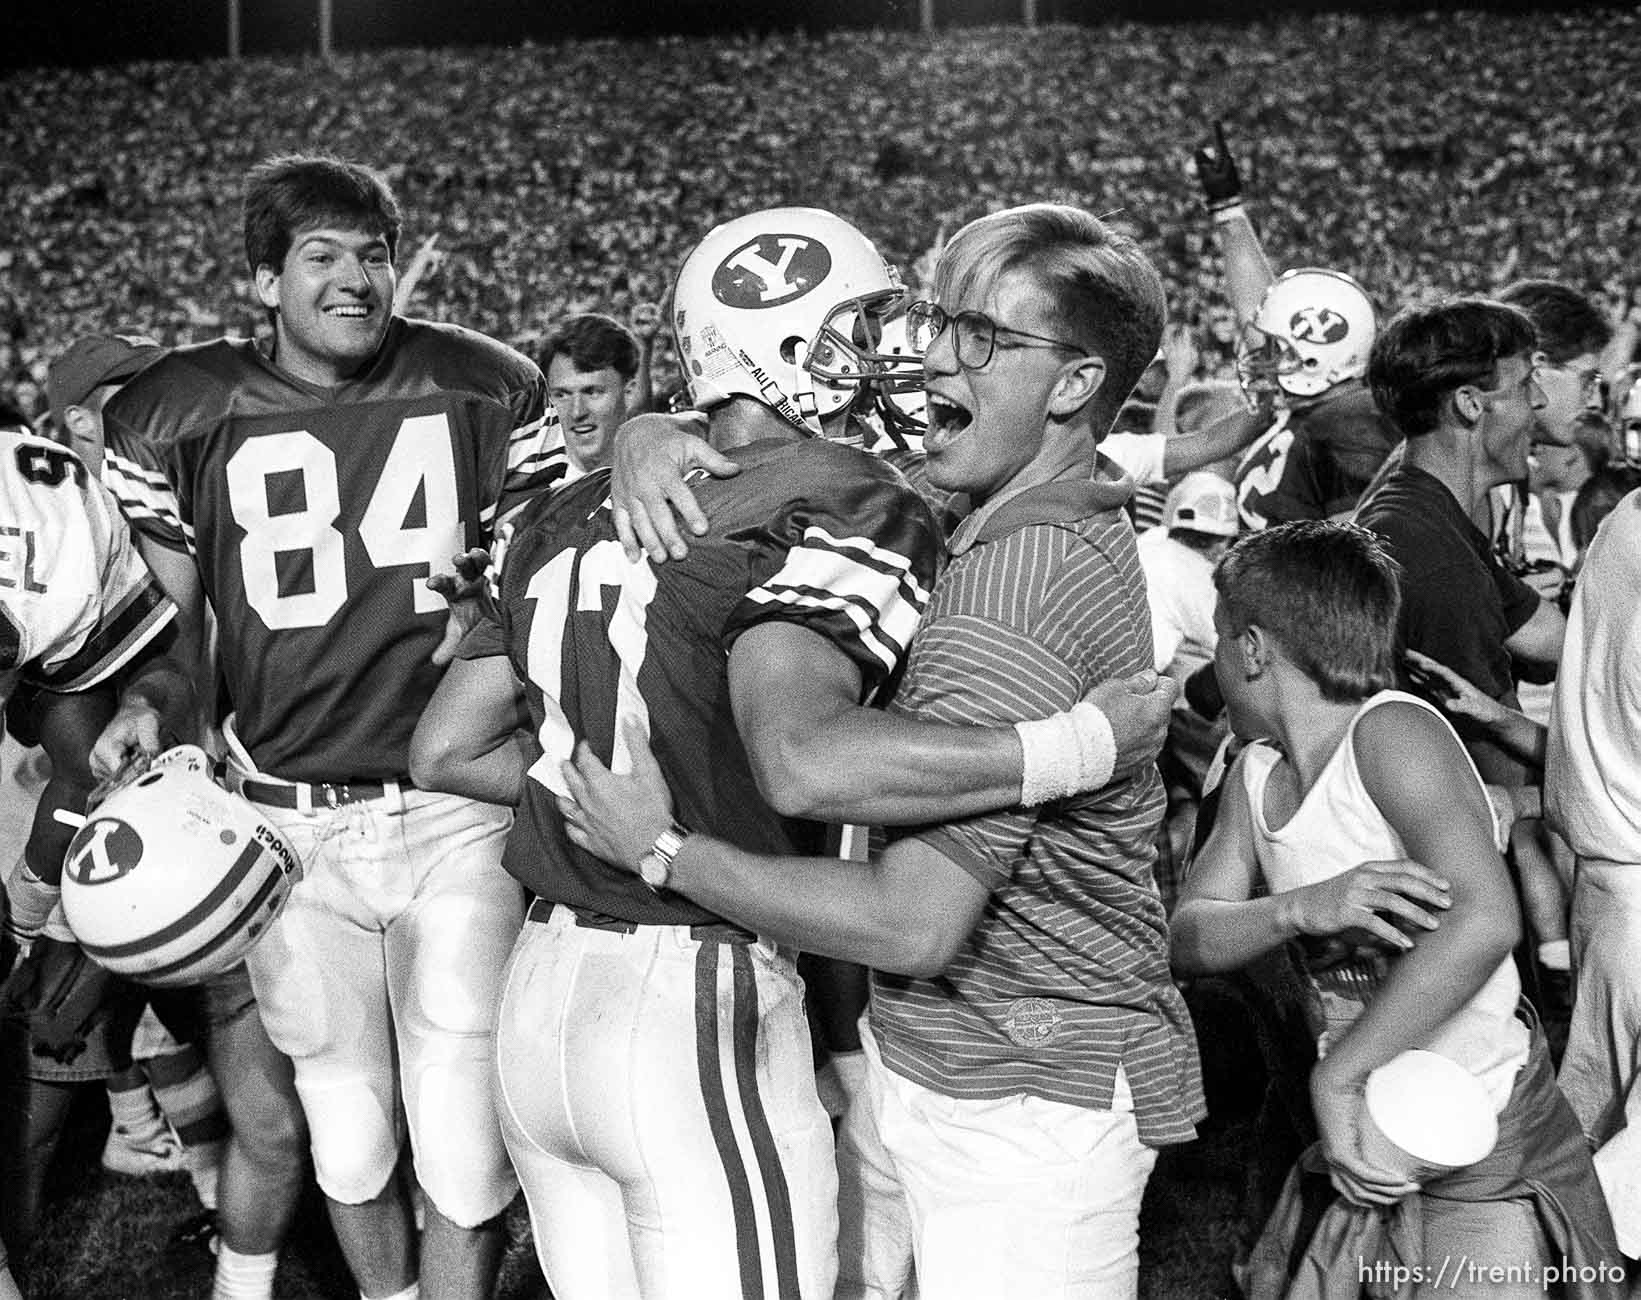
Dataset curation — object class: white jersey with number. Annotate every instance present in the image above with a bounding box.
[0,430,177,710]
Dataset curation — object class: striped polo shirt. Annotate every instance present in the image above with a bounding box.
[870,466,1206,1148]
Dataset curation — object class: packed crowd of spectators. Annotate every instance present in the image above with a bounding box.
[1,8,1637,417]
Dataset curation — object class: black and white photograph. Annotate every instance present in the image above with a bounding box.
[2,0,1638,1296]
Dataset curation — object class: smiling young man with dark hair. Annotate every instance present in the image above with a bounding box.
[92,152,573,1300]
[539,312,643,475]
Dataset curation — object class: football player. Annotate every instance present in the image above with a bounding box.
[1228,267,1400,529]
[0,422,198,1298]
[456,204,1193,1300]
[3,333,248,1279]
[1193,122,1401,530]
[6,339,179,954]
[88,154,721,1300]
[0,409,181,984]
[409,206,1174,1299]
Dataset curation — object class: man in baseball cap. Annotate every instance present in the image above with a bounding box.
[46,332,165,474]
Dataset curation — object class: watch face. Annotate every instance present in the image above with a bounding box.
[639,852,668,890]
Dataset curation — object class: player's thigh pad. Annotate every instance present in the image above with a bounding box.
[496,909,838,1300]
[864,1027,1157,1300]
[242,800,405,1203]
[385,789,519,1224]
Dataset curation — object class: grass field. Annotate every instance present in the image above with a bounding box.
[13,977,1266,1300]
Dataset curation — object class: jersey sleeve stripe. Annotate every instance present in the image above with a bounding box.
[100,448,172,495]
[508,409,553,445]
[757,529,931,635]
[748,538,927,665]
[497,412,568,530]
[745,583,906,675]
[506,409,567,476]
[30,579,177,693]
[803,525,933,608]
[102,449,188,544]
[509,449,568,478]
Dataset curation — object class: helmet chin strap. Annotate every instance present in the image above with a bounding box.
[789,339,828,438]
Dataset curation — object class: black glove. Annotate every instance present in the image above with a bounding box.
[0,936,123,1064]
[1193,120,1243,212]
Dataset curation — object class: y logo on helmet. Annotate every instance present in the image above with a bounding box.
[65,818,144,886]
[1288,307,1350,345]
[713,236,832,309]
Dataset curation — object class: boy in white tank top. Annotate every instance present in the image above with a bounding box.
[1172,521,1620,1298]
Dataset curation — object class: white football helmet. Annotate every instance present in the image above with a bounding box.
[1162,471,1240,538]
[61,746,301,987]
[671,206,921,438]
[1238,269,1376,401]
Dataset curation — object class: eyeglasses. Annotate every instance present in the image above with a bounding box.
[904,300,1085,371]
[1533,352,1607,408]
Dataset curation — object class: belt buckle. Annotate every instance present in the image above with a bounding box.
[322,783,345,809]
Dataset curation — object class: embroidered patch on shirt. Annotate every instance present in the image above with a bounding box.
[1003,997,1062,1047]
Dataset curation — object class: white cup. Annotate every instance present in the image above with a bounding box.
[1360,1049,1500,1182]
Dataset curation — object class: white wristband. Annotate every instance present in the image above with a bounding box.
[1070,699,1117,794]
[1210,200,1248,225]
[1015,701,1118,806]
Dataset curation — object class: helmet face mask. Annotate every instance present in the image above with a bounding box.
[858,311,928,450]
[1239,268,1376,403]
[1235,325,1305,404]
[1620,366,1641,463]
[806,289,920,385]
[672,208,923,439]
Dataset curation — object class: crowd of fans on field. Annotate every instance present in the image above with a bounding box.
[2,7,1639,419]
[5,9,1641,1298]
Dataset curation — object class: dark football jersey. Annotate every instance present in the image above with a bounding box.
[1234,381,1399,530]
[100,318,563,782]
[490,436,942,926]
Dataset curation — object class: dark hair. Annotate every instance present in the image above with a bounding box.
[243,154,402,275]
[1213,521,1402,703]
[0,394,32,433]
[1570,464,1641,553]
[1498,279,1612,365]
[1368,298,1538,438]
[538,313,640,382]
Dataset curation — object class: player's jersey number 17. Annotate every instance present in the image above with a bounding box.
[224,414,461,630]
[523,539,656,798]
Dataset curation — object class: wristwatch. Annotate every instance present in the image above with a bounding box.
[637,821,691,893]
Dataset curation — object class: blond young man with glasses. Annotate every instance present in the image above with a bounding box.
[566,204,1205,1300]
